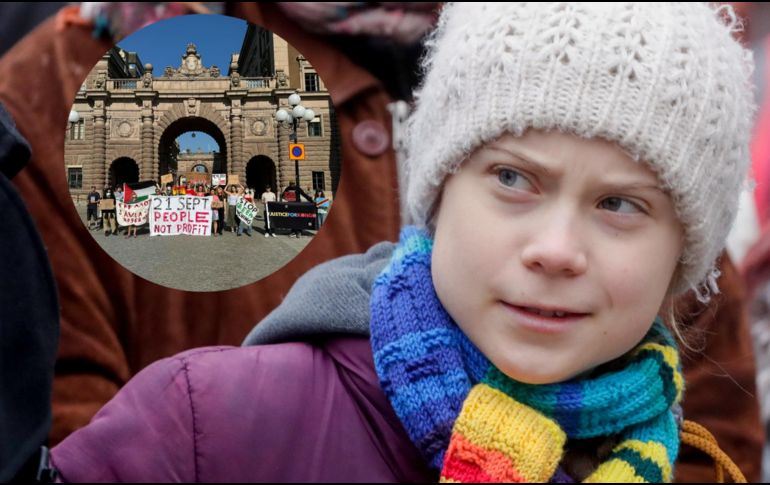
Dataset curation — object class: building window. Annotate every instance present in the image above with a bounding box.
[69,120,84,140]
[312,171,325,192]
[307,117,322,137]
[304,72,320,92]
[67,167,83,189]
[192,164,208,173]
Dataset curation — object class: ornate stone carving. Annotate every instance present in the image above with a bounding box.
[142,72,153,88]
[94,71,106,89]
[276,69,288,87]
[250,117,269,136]
[162,43,221,78]
[186,98,200,117]
[117,121,133,138]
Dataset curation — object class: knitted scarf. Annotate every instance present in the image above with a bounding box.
[370,227,683,483]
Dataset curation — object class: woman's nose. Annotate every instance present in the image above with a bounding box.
[520,217,588,277]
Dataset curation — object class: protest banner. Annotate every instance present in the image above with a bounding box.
[160,174,173,185]
[187,172,211,185]
[212,174,227,186]
[149,196,212,236]
[229,174,239,185]
[235,198,258,226]
[100,199,115,211]
[117,198,151,226]
[265,201,317,231]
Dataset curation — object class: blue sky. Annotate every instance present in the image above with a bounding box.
[118,14,248,153]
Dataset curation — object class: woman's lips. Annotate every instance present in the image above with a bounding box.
[501,302,590,334]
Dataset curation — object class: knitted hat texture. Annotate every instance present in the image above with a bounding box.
[403,2,755,297]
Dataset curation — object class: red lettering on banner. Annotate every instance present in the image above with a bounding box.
[195,212,207,223]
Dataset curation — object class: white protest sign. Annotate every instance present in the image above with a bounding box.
[149,196,212,236]
[212,174,227,186]
[235,198,258,226]
[116,199,151,226]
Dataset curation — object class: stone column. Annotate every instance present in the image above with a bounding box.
[91,97,107,190]
[137,94,157,181]
[229,95,245,180]
[231,116,243,179]
[141,114,154,180]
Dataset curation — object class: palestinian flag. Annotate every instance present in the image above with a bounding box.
[123,181,156,203]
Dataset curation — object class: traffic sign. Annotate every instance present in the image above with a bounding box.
[289,143,305,160]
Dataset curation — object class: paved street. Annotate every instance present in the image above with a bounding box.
[76,203,314,291]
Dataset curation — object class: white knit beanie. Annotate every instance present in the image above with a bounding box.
[403,2,755,298]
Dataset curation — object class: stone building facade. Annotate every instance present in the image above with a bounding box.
[65,27,339,199]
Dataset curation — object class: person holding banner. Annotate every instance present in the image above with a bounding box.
[210,187,221,236]
[124,192,139,239]
[281,181,298,203]
[261,186,276,237]
[100,188,117,237]
[236,191,254,238]
[226,184,240,233]
[113,186,124,235]
[215,186,226,235]
[314,190,331,228]
[282,182,303,238]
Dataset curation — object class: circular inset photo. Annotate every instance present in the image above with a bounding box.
[64,14,341,291]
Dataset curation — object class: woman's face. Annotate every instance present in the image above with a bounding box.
[431,130,683,384]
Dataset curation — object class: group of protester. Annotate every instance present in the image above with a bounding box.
[85,181,331,238]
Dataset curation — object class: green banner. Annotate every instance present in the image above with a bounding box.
[236,198,258,226]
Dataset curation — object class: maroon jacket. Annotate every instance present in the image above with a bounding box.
[51,337,434,482]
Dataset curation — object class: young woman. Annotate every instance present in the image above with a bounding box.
[50,4,753,482]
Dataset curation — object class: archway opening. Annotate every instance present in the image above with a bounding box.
[246,155,276,194]
[108,157,139,189]
[158,117,227,185]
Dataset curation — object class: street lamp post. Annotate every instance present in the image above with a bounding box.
[274,92,315,194]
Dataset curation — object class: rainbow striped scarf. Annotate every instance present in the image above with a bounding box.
[370,227,683,482]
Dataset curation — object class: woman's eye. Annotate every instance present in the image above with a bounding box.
[497,168,533,191]
[599,197,643,214]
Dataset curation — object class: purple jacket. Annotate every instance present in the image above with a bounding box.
[51,336,435,482]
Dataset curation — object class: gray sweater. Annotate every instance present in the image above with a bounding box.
[242,241,395,345]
